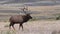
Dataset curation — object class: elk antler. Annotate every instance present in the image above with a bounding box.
[22,6,28,14]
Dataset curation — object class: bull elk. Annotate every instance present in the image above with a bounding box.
[9,7,32,30]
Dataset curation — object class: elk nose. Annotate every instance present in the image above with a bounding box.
[31,17,32,19]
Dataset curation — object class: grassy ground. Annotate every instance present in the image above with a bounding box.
[0,6,60,34]
[0,6,60,10]
[0,20,60,34]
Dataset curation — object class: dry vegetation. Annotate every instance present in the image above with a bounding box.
[0,20,60,34]
[28,6,60,11]
[0,5,60,34]
[0,5,60,11]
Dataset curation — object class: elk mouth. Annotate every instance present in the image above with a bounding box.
[30,16,32,19]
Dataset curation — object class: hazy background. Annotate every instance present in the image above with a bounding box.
[0,0,60,6]
[0,0,60,21]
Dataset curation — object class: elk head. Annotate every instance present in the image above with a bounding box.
[22,6,32,19]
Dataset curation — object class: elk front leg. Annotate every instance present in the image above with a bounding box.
[19,23,23,31]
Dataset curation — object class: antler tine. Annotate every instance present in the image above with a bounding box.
[22,6,28,14]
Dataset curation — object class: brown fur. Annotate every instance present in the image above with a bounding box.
[9,14,32,30]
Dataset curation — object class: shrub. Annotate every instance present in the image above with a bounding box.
[56,16,60,20]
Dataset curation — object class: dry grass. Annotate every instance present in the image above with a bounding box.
[0,5,60,34]
[0,20,60,34]
[28,6,60,11]
[0,6,60,11]
[0,6,60,16]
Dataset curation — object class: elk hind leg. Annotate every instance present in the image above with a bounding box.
[9,23,15,30]
[9,23,12,29]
